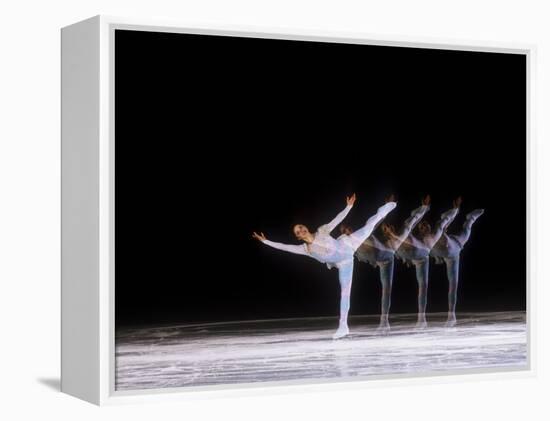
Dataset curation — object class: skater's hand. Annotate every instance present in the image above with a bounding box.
[346,193,356,207]
[422,194,431,206]
[453,196,462,208]
[385,193,396,203]
[252,232,267,242]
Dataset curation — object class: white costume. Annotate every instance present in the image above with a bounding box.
[261,201,397,339]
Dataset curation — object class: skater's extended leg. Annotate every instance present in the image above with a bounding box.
[453,209,484,247]
[445,257,460,327]
[394,203,430,246]
[349,202,397,250]
[415,258,429,328]
[377,259,394,333]
[431,207,460,246]
[333,261,354,339]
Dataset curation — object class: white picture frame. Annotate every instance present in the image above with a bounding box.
[61,15,535,406]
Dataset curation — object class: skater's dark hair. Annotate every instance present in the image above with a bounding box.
[417,220,432,236]
[339,224,353,235]
[381,222,396,240]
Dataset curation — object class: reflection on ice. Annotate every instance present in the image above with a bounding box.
[115,312,527,391]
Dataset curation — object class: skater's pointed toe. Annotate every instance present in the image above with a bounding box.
[378,201,397,216]
[466,209,485,221]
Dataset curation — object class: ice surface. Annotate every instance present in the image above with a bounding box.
[115,312,527,391]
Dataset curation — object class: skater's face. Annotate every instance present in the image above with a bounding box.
[293,224,310,240]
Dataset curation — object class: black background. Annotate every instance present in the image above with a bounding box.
[115,30,526,328]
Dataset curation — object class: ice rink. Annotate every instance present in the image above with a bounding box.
[115,312,527,391]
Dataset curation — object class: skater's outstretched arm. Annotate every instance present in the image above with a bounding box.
[252,232,309,256]
[371,194,396,233]
[319,193,356,234]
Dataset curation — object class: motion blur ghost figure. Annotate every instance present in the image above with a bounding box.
[252,194,397,339]
[396,198,460,328]
[430,205,485,327]
[341,195,430,333]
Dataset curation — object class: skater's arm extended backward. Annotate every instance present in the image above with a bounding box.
[262,239,309,256]
[320,204,353,234]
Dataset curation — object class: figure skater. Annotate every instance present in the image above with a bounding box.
[252,194,397,339]
[430,203,484,327]
[340,195,431,333]
[395,198,460,328]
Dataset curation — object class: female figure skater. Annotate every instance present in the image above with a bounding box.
[341,195,431,333]
[395,198,460,328]
[252,194,397,339]
[430,205,484,327]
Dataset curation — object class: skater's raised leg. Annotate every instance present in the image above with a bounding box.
[349,201,397,250]
[453,209,485,247]
[391,195,431,248]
